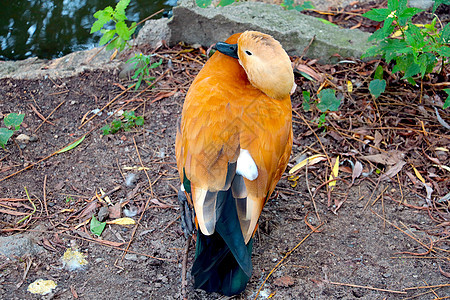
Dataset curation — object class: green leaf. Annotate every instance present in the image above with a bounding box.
[129,22,137,36]
[317,89,341,112]
[417,52,436,77]
[123,111,135,120]
[101,125,111,135]
[0,128,14,148]
[317,113,326,128]
[150,59,163,68]
[437,45,450,57]
[196,0,212,8]
[439,23,450,44]
[282,0,295,10]
[369,79,386,98]
[219,0,235,6]
[92,9,113,33]
[318,19,338,27]
[443,88,450,109]
[98,29,116,46]
[111,119,122,130]
[115,0,131,18]
[374,65,384,80]
[402,63,420,79]
[302,91,311,111]
[115,21,130,40]
[55,135,86,154]
[387,0,400,11]
[135,116,144,126]
[398,7,422,19]
[91,19,108,34]
[90,215,106,237]
[4,113,25,130]
[362,8,391,22]
[300,1,315,9]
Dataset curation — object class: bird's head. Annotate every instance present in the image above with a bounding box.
[214,31,294,100]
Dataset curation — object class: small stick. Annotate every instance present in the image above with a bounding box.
[34,100,65,133]
[363,176,381,210]
[305,163,320,221]
[326,280,407,294]
[181,235,192,300]
[42,175,48,217]
[29,104,55,126]
[404,283,450,290]
[16,256,33,288]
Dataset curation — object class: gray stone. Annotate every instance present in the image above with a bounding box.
[168,0,374,63]
[0,234,44,259]
[0,47,120,80]
[409,0,435,10]
[133,18,171,48]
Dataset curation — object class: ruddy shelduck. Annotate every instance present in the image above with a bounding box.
[175,31,294,295]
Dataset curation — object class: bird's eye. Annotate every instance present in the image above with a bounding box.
[245,50,252,56]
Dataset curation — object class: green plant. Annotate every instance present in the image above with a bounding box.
[282,0,314,12]
[362,0,450,89]
[196,0,235,8]
[0,113,25,148]
[302,89,341,128]
[126,54,163,90]
[90,0,137,51]
[101,110,144,135]
[444,89,450,109]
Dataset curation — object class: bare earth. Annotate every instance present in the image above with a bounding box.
[1,4,450,296]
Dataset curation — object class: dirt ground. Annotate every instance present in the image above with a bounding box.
[1,3,450,299]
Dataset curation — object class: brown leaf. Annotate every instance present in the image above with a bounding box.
[273,275,295,287]
[108,202,121,219]
[360,150,404,166]
[380,160,407,181]
[352,161,363,184]
[373,131,383,148]
[294,64,324,82]
[151,90,177,103]
[77,201,99,220]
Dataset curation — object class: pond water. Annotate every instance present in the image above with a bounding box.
[0,0,176,61]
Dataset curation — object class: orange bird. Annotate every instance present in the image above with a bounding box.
[175,31,294,295]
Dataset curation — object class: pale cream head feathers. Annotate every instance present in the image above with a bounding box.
[237,31,294,100]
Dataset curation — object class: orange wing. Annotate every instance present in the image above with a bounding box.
[175,33,292,243]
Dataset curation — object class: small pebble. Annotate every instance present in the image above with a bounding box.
[16,134,30,142]
[124,254,138,261]
[97,206,109,222]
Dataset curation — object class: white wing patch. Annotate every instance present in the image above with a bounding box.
[236,149,258,181]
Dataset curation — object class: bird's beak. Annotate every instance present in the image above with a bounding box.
[213,42,239,59]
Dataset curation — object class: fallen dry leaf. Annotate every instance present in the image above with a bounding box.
[273,275,295,287]
[352,161,363,184]
[381,160,407,181]
[360,150,404,166]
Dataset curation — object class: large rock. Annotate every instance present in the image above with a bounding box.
[169,0,374,62]
[0,234,44,260]
[0,47,120,80]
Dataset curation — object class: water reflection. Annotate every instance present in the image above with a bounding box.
[0,0,175,60]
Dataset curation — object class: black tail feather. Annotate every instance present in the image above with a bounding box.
[191,190,253,296]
